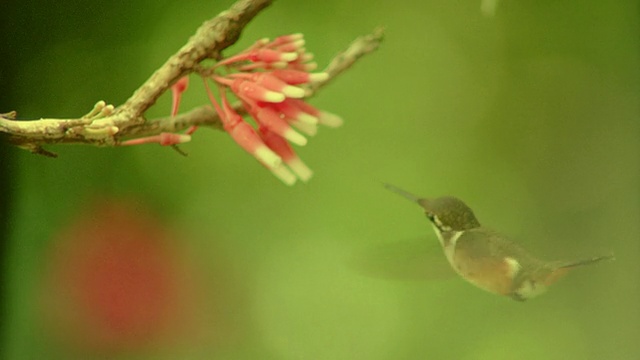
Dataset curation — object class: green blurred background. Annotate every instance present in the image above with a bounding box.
[1,0,639,359]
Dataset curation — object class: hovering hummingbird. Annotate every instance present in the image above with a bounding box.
[384,184,614,301]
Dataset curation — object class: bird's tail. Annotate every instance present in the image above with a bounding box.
[556,254,615,269]
[542,254,614,287]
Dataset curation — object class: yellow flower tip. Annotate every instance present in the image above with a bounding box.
[84,100,109,119]
[281,85,306,99]
[291,121,317,137]
[318,111,343,128]
[287,157,313,182]
[280,52,299,62]
[299,53,314,62]
[174,134,191,144]
[283,129,307,146]
[158,133,191,146]
[309,72,329,83]
[301,62,318,71]
[254,146,282,169]
[297,112,318,125]
[291,39,305,49]
[271,164,297,186]
[263,90,286,103]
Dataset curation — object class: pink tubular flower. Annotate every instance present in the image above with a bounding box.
[171,76,189,117]
[260,127,312,182]
[251,105,307,146]
[120,133,191,147]
[206,84,278,167]
[227,78,285,103]
[270,69,328,85]
[229,72,306,99]
[204,33,343,185]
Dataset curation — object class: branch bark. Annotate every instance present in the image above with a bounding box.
[0,0,384,157]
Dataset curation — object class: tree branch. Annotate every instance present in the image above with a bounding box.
[310,26,385,93]
[119,0,272,119]
[0,0,384,157]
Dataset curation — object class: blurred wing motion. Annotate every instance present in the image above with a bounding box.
[349,238,454,281]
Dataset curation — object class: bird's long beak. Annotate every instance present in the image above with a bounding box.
[383,183,422,204]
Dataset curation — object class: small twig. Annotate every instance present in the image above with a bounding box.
[310,26,385,94]
[0,0,384,156]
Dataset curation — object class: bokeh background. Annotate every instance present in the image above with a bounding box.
[1,0,639,359]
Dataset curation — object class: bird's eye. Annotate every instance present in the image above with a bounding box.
[431,215,451,232]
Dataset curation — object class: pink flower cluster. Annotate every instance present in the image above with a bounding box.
[204,34,342,185]
[121,34,342,185]
[122,34,341,185]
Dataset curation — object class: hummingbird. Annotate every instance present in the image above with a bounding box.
[384,183,614,301]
